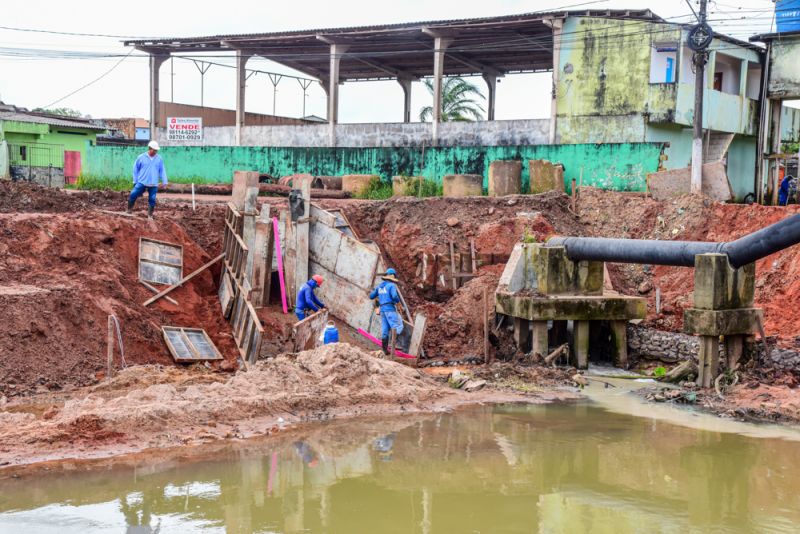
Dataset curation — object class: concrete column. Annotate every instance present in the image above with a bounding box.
[431,36,453,145]
[513,318,531,352]
[532,321,548,358]
[724,335,744,371]
[327,44,349,147]
[698,335,719,388]
[769,99,783,205]
[442,174,482,197]
[235,50,251,146]
[573,320,590,369]
[610,321,628,368]
[545,18,564,144]
[488,160,522,196]
[149,53,169,140]
[398,78,413,123]
[295,175,313,295]
[482,73,497,121]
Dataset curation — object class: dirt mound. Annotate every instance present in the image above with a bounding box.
[420,266,503,359]
[0,344,454,459]
[0,181,125,212]
[0,211,236,396]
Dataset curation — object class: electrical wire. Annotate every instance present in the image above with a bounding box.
[38,48,134,108]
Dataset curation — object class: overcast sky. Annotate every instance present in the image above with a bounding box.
[0,0,780,123]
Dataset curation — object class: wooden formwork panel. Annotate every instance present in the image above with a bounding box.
[139,237,183,286]
[162,326,223,363]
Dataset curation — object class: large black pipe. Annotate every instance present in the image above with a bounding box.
[547,214,800,268]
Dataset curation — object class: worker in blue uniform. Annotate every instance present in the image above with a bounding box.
[295,275,326,321]
[369,268,403,355]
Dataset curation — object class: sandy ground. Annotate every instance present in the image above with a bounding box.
[0,343,577,470]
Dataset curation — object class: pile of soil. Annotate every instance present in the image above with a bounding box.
[0,181,124,213]
[0,344,471,466]
[419,265,503,358]
[0,211,236,396]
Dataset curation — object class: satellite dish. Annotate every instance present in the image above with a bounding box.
[687,23,713,51]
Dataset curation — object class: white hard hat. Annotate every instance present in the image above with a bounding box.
[148,140,160,150]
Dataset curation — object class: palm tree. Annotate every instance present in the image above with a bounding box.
[419,77,485,122]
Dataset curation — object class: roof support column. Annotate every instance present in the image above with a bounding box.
[482,74,497,121]
[398,78,413,123]
[235,50,252,146]
[327,43,349,147]
[544,18,563,144]
[149,53,169,141]
[431,36,453,145]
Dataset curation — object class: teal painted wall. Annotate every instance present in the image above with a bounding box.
[726,135,757,201]
[646,124,693,170]
[85,143,667,192]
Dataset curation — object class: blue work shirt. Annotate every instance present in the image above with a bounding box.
[296,279,325,312]
[779,176,791,205]
[323,325,339,344]
[370,280,400,312]
[132,152,168,187]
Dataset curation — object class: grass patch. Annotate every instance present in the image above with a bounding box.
[354,176,394,200]
[73,175,221,191]
[404,178,443,198]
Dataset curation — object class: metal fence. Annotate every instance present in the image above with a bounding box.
[8,142,64,168]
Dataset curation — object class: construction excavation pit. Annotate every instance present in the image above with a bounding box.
[2,177,800,531]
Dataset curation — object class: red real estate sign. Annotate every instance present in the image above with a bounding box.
[166,117,203,141]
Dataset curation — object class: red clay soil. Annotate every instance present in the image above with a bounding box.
[578,188,800,343]
[0,211,238,397]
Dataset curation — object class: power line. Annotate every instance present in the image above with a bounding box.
[0,24,150,39]
[39,48,134,108]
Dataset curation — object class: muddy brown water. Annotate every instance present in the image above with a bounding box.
[1,396,800,533]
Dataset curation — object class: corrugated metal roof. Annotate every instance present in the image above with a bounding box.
[124,9,660,46]
[0,111,107,131]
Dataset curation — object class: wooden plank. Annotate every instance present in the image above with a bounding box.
[470,239,477,274]
[407,312,427,357]
[143,254,224,306]
[140,280,179,306]
[449,241,458,290]
[292,309,329,352]
[218,272,234,318]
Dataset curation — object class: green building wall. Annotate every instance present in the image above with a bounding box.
[0,120,97,168]
[85,143,666,192]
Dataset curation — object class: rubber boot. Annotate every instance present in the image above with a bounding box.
[126,200,134,213]
[147,205,154,219]
[381,337,389,356]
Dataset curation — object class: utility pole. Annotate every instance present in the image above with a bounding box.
[690,0,711,194]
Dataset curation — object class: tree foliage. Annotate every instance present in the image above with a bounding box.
[419,77,485,122]
[32,107,87,118]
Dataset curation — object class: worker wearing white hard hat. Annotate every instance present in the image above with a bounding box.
[127,140,168,218]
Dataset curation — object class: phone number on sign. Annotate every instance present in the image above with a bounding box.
[167,133,202,140]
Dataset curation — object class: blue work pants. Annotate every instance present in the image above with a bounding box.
[380,309,403,339]
[129,183,158,208]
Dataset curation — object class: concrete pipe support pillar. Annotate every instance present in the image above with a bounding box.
[488,160,522,197]
[610,320,628,368]
[442,174,483,197]
[532,321,548,358]
[514,318,531,353]
[573,320,590,369]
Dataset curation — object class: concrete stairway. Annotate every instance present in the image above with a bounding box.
[704,132,735,163]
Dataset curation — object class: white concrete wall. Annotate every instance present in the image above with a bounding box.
[0,141,9,179]
[158,118,550,148]
[714,53,742,95]
[746,63,761,100]
[650,46,677,83]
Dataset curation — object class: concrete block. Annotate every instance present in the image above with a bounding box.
[610,320,628,368]
[683,307,762,336]
[535,246,603,296]
[647,162,733,202]
[232,170,260,210]
[693,254,755,310]
[532,321,548,358]
[495,292,647,322]
[442,174,483,197]
[392,175,423,196]
[488,160,522,197]
[342,174,377,195]
[529,160,564,194]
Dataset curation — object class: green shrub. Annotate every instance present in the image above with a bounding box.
[355,176,394,200]
[404,178,442,198]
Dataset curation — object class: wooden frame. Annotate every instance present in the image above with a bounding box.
[162,326,223,363]
[139,237,183,286]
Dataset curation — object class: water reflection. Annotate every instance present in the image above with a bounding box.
[1,403,799,533]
